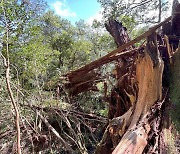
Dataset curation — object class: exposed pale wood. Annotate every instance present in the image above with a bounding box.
[112,124,150,154]
[111,33,164,154]
[164,35,173,63]
[129,36,163,128]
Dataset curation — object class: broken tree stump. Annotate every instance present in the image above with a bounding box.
[112,33,164,154]
[95,32,164,154]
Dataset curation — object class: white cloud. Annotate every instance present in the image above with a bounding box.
[52,1,76,17]
[87,9,103,25]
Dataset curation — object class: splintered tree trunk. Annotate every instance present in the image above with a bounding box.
[105,20,134,120]
[128,33,164,128]
[112,33,164,153]
[54,3,178,152]
[95,30,164,153]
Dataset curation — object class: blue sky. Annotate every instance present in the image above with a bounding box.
[46,0,102,25]
[46,0,173,25]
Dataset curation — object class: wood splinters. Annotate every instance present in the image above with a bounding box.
[124,89,136,106]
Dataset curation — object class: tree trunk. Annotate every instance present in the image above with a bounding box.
[105,20,131,48]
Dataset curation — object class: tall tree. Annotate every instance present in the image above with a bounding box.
[0,0,48,89]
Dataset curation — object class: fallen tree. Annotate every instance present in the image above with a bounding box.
[52,0,180,153]
[1,0,180,153]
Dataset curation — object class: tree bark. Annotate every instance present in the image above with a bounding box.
[105,20,131,48]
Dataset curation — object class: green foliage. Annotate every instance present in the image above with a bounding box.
[119,15,136,32]
[99,108,108,117]
[12,39,59,89]
[98,0,169,25]
[0,0,46,45]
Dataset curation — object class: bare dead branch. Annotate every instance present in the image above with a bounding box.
[37,111,74,153]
